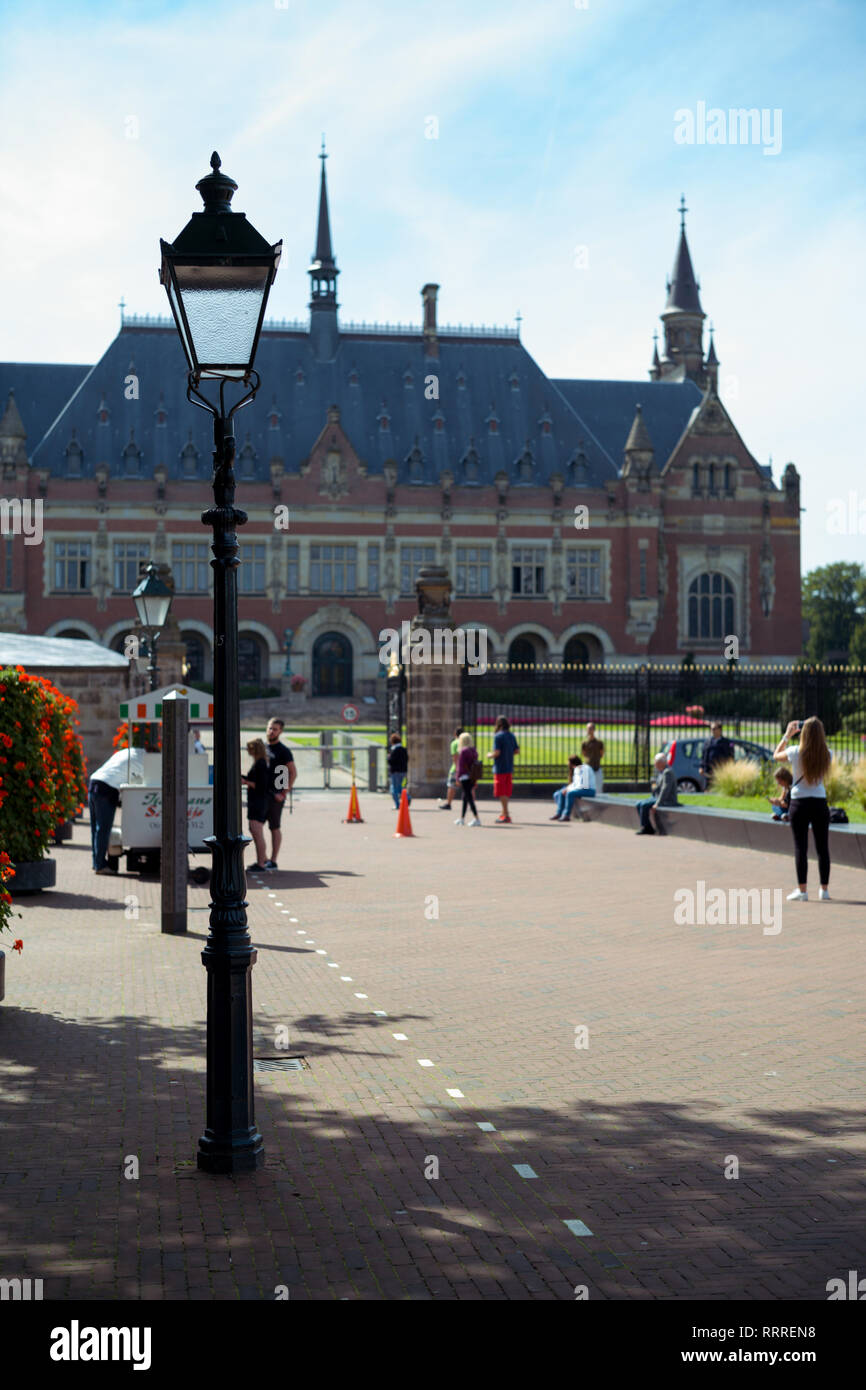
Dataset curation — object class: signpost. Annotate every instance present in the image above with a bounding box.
[161,692,188,935]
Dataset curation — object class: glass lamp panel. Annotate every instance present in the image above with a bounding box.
[168,277,195,371]
[134,588,172,630]
[175,264,269,368]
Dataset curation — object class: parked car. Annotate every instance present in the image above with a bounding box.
[658,735,776,793]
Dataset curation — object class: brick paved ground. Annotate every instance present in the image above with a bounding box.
[2,791,865,1301]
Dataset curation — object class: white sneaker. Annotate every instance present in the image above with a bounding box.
[454,818,464,826]
[787,889,808,902]
[468,818,481,827]
[819,888,831,901]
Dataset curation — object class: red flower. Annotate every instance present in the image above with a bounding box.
[12,940,23,954]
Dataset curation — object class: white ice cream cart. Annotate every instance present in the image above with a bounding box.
[107,683,214,879]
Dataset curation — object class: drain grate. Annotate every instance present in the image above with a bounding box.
[253,1056,308,1073]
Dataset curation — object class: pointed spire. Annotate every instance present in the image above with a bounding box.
[311,137,336,275]
[665,195,703,314]
[0,389,26,441]
[706,323,719,366]
[625,403,653,454]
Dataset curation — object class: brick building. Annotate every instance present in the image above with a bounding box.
[0,158,801,700]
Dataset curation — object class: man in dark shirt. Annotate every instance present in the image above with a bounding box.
[263,717,297,869]
[700,721,735,785]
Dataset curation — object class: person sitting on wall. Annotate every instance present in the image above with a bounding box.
[635,752,680,835]
[769,765,793,822]
[550,756,597,821]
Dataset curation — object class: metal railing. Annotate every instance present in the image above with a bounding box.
[461,663,866,784]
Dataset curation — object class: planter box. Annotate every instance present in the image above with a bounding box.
[0,949,5,1003]
[53,820,73,843]
[9,858,57,894]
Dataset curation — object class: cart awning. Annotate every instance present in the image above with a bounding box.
[120,684,214,722]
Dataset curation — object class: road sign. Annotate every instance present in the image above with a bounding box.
[341,703,360,724]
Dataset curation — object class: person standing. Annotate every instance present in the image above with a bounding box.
[581,722,605,794]
[263,717,297,870]
[242,738,270,870]
[774,717,832,901]
[439,726,463,810]
[489,716,519,824]
[699,721,735,785]
[551,756,596,821]
[455,731,481,827]
[387,732,409,810]
[88,745,144,873]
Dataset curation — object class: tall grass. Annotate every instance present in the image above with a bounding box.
[825,762,854,805]
[710,758,767,797]
[850,758,866,811]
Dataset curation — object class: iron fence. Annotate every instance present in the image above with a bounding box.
[460,663,866,785]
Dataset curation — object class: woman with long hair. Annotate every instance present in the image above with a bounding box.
[454,730,481,827]
[241,737,270,871]
[774,717,832,901]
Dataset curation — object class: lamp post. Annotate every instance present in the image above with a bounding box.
[160,152,282,1173]
[132,562,173,692]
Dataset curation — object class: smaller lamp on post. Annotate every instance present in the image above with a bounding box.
[132,562,173,692]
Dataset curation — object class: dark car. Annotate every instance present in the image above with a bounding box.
[658,735,776,793]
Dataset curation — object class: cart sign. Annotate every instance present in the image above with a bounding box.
[120,684,214,722]
[341,703,360,724]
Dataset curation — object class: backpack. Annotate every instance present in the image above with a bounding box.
[469,754,483,785]
[829,806,849,824]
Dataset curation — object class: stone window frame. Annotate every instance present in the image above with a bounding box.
[563,540,611,603]
[110,538,152,595]
[171,537,212,595]
[51,537,93,593]
[677,546,748,651]
[455,544,493,597]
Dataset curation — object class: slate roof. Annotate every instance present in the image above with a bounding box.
[18,321,624,489]
[552,377,703,469]
[0,363,90,451]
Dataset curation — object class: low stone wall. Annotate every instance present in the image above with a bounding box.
[582,796,866,871]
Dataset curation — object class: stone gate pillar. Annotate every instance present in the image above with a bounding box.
[406,565,463,798]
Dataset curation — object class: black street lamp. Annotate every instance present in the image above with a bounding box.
[160,152,281,1174]
[132,562,173,692]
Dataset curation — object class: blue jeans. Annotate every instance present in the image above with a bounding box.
[88,779,119,869]
[635,798,655,830]
[554,787,596,819]
[390,772,409,809]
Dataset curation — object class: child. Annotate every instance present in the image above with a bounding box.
[387,733,410,810]
[769,765,792,822]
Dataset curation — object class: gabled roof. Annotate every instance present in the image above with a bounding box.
[552,377,702,469]
[29,321,620,488]
[0,633,129,667]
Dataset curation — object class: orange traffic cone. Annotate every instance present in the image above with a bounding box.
[343,783,364,823]
[394,788,414,837]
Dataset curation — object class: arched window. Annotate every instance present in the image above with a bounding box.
[707,462,716,497]
[687,573,735,640]
[508,636,536,667]
[313,631,353,696]
[563,635,590,666]
[183,633,207,683]
[691,462,701,496]
[238,634,265,687]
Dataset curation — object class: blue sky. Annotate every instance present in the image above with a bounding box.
[1,0,864,572]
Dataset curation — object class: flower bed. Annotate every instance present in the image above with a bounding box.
[0,664,87,886]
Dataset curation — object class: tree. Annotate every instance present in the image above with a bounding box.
[801,562,866,663]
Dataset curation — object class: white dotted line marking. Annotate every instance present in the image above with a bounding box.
[418,1059,434,1068]
[477,1121,497,1132]
[392,1033,408,1041]
[446,1089,464,1099]
[563,1219,593,1238]
[354,993,368,999]
[513,1163,538,1180]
